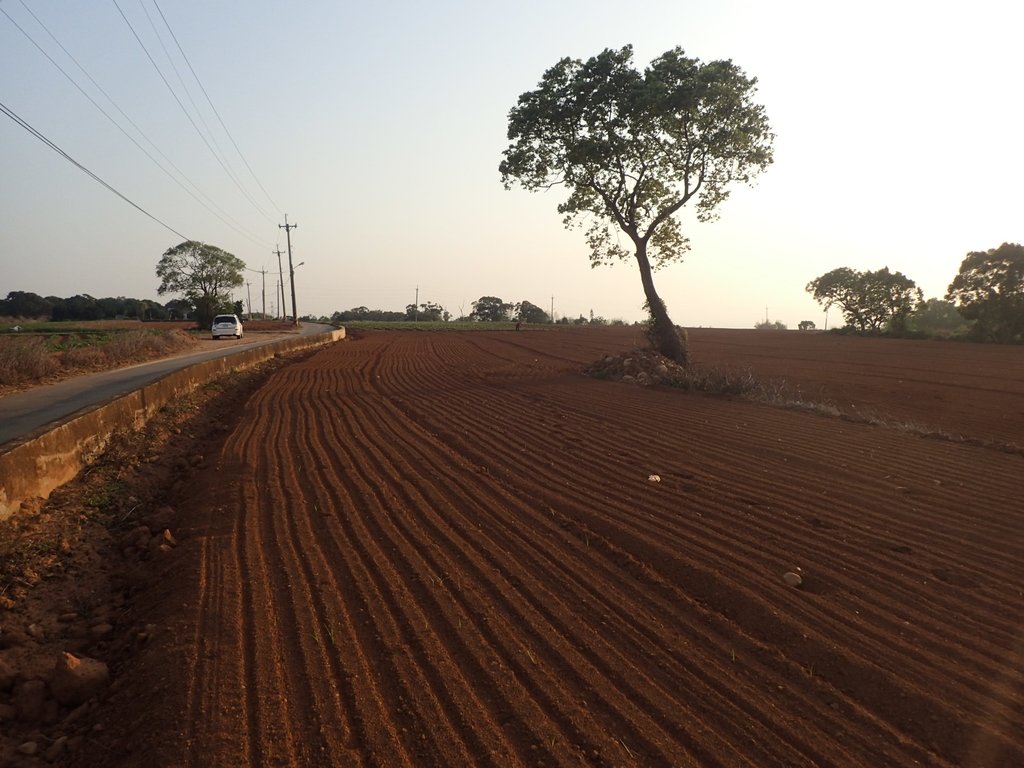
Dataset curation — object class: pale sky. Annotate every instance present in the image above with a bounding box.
[2,0,1022,327]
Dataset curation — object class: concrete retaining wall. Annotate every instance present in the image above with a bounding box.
[0,327,345,520]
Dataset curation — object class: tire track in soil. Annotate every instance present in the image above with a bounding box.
[108,329,1022,767]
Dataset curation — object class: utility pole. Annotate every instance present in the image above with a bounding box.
[273,247,286,321]
[260,268,267,319]
[246,282,252,320]
[414,285,419,322]
[279,215,298,326]
[551,295,555,324]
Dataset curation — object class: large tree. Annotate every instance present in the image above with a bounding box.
[515,300,550,324]
[946,243,1024,342]
[470,296,511,322]
[156,241,245,328]
[807,267,921,332]
[500,46,774,363]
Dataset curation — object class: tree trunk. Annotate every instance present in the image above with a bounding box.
[635,244,689,365]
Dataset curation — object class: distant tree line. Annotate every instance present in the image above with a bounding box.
[329,297,626,326]
[806,243,1024,342]
[332,297,557,324]
[0,291,195,322]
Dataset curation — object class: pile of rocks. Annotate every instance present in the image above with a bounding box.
[584,349,688,387]
[117,523,178,561]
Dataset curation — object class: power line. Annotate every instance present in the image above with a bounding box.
[0,98,190,241]
[152,0,283,216]
[111,0,276,225]
[133,0,276,226]
[3,2,272,249]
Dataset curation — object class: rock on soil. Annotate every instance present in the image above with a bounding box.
[584,349,688,386]
[50,653,110,706]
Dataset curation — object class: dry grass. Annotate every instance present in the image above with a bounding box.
[0,336,58,384]
[0,329,196,387]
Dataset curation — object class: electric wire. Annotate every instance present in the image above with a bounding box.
[152,0,283,216]
[111,0,276,225]
[135,0,239,202]
[117,0,271,222]
[3,2,273,249]
[0,98,191,241]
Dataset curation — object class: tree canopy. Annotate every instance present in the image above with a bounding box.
[405,302,449,322]
[806,267,922,332]
[500,45,774,362]
[515,300,549,324]
[156,241,245,327]
[0,291,55,318]
[906,298,968,337]
[946,243,1024,342]
[470,296,512,322]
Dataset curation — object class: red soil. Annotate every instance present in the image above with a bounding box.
[75,328,1024,767]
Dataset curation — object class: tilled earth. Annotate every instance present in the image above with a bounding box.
[1,328,1022,767]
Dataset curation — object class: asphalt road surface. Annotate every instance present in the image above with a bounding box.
[0,324,332,448]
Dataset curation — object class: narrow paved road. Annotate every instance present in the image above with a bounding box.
[0,324,332,447]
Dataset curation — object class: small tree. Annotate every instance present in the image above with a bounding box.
[470,296,511,322]
[501,46,774,363]
[946,243,1024,342]
[798,320,816,331]
[156,241,245,328]
[515,300,549,324]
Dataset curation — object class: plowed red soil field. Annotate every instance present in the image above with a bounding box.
[77,328,1023,767]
